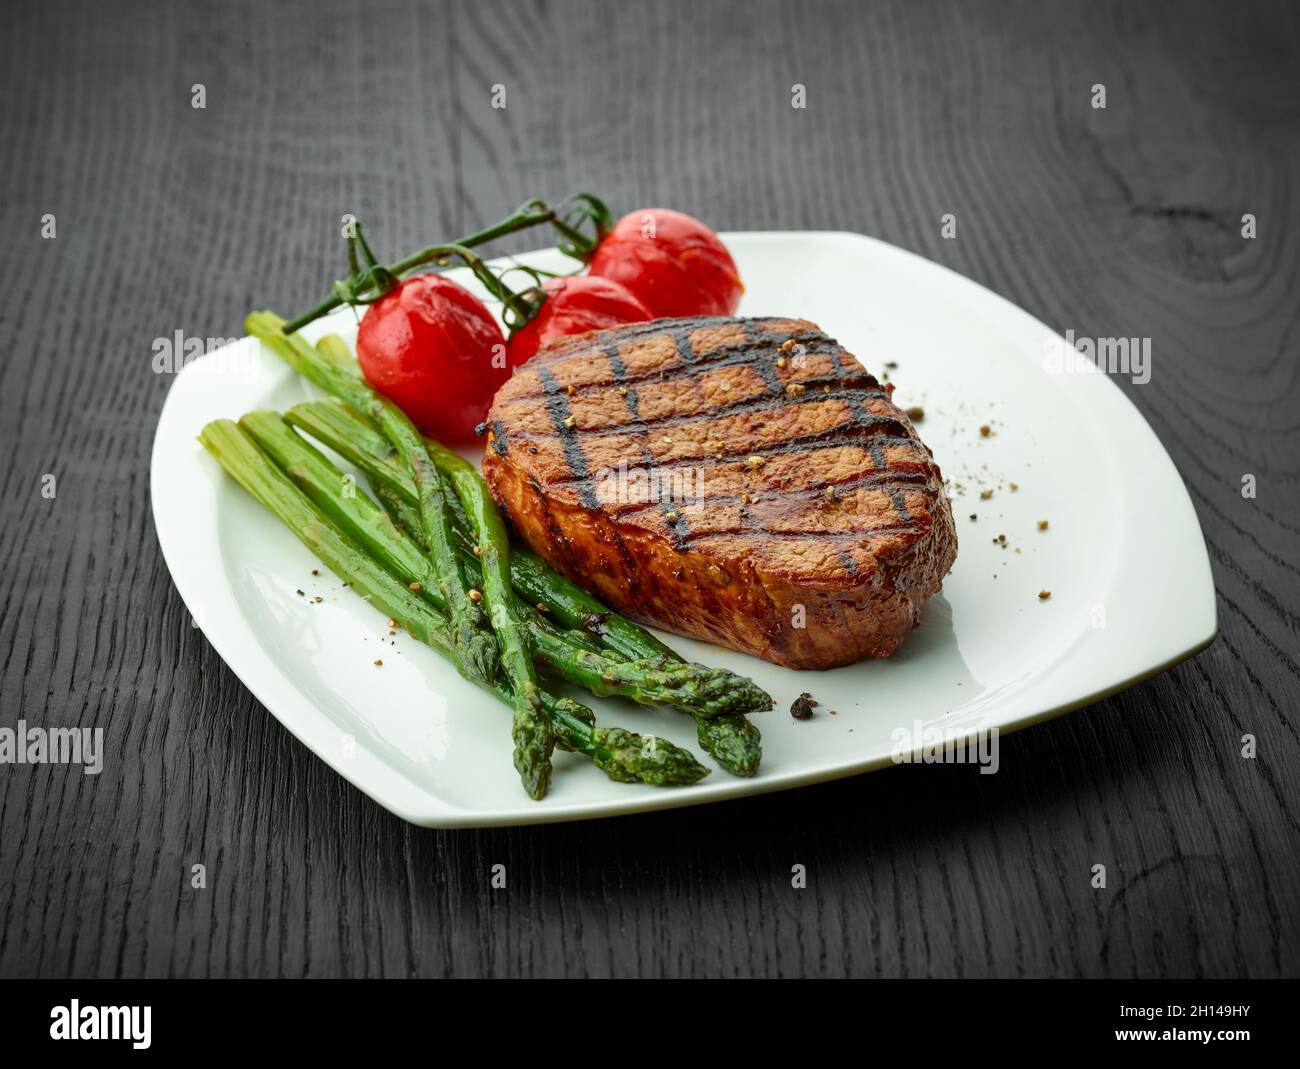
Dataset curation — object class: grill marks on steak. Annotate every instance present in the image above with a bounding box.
[494,320,931,566]
[484,316,957,668]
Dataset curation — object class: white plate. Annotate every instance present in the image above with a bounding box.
[151,232,1216,827]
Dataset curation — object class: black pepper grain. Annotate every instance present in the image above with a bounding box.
[790,692,819,720]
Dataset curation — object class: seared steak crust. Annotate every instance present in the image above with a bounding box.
[483,316,957,669]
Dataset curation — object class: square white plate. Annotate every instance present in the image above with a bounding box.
[151,231,1216,827]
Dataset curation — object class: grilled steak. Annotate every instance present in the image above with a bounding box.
[482,316,957,669]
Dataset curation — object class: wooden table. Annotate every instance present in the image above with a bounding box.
[2,0,1297,978]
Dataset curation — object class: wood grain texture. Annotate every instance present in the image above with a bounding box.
[1,0,1297,978]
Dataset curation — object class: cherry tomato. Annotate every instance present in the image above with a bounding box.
[588,208,743,318]
[507,276,653,365]
[357,274,508,444]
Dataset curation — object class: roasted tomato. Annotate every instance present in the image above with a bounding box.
[507,275,652,365]
[356,274,508,443]
[588,208,743,318]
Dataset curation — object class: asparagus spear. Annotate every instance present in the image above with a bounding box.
[199,419,707,788]
[250,421,582,757]
[283,396,772,716]
[286,395,766,774]
[386,486,761,720]
[244,312,498,693]
[507,548,764,775]
[416,434,553,800]
[313,337,498,591]
[372,477,627,674]
[284,389,655,652]
[505,548,675,661]
[240,410,757,718]
[241,408,556,781]
[315,333,363,372]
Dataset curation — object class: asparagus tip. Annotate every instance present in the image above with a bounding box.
[513,708,555,800]
[696,714,763,777]
[592,727,710,786]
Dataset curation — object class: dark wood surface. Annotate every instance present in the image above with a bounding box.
[2,0,1297,978]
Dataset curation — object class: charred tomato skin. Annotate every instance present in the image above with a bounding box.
[588,208,743,318]
[508,275,653,365]
[357,274,508,444]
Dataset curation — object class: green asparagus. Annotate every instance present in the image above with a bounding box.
[282,395,772,716]
[239,409,756,718]
[244,312,498,692]
[506,547,677,661]
[285,395,766,774]
[418,434,552,803]
[506,549,765,776]
[340,455,595,759]
[198,418,707,788]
